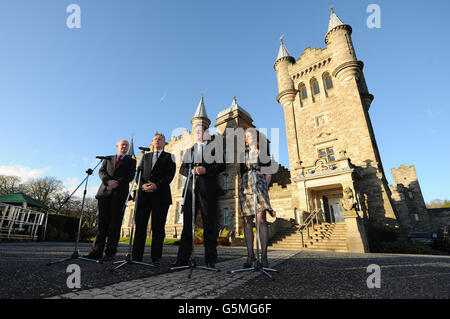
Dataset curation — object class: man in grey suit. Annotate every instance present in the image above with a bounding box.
[85,139,136,261]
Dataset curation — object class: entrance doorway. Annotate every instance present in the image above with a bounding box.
[324,195,344,222]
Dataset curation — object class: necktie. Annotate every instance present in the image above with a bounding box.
[115,155,122,167]
[152,151,159,169]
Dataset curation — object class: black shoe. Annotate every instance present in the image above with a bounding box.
[206,262,218,270]
[102,255,115,262]
[132,256,143,262]
[261,257,269,268]
[152,259,161,268]
[84,251,102,260]
[243,256,255,268]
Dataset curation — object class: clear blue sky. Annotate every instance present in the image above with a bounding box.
[1,0,449,202]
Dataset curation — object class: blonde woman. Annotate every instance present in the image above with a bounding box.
[238,129,275,268]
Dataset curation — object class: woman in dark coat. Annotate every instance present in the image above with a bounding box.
[238,128,275,268]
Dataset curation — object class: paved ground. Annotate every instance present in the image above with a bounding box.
[0,242,449,299]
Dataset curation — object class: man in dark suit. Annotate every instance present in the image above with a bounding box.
[174,124,225,268]
[132,133,176,266]
[86,139,136,261]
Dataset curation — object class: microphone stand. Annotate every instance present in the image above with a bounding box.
[228,154,279,279]
[112,149,157,271]
[169,148,219,278]
[47,159,104,265]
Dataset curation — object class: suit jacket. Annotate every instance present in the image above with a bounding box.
[95,155,136,199]
[139,150,176,206]
[180,141,226,199]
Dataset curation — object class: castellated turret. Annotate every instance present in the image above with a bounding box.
[274,37,296,108]
[273,7,399,235]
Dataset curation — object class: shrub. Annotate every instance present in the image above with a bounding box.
[370,240,432,254]
[42,214,79,242]
[217,237,231,246]
[219,227,231,238]
[194,229,204,239]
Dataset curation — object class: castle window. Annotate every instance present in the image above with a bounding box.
[318,147,335,162]
[325,75,333,90]
[300,85,308,100]
[312,80,320,95]
[315,115,325,127]
[223,174,230,190]
[408,191,414,199]
[224,209,229,226]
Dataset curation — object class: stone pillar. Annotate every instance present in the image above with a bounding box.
[343,209,370,253]
[297,182,309,214]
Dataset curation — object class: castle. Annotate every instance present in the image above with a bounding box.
[121,8,435,252]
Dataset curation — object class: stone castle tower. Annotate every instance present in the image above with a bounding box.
[274,8,399,229]
[390,165,431,231]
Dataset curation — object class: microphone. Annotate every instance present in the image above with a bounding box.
[139,147,151,151]
[96,156,112,160]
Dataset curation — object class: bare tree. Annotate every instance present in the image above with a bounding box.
[427,199,450,208]
[24,176,64,208]
[0,175,25,195]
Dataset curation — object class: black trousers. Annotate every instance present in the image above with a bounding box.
[132,192,169,261]
[93,195,126,256]
[176,190,218,265]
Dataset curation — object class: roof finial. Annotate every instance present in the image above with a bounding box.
[280,34,284,44]
[330,4,334,13]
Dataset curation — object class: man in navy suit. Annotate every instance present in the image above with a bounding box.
[131,133,176,266]
[86,139,136,261]
[174,125,225,268]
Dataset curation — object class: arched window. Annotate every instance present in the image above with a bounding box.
[299,83,308,100]
[223,174,230,190]
[224,209,229,226]
[323,73,333,90]
[311,78,320,95]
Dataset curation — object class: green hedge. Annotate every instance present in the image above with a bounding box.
[40,214,94,242]
[370,240,432,254]
[366,222,431,254]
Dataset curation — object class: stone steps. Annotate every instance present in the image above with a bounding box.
[269,222,348,252]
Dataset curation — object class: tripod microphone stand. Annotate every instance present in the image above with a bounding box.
[47,159,104,266]
[112,148,157,271]
[169,151,219,278]
[228,160,279,279]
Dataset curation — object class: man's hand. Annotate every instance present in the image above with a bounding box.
[142,182,152,192]
[148,182,158,192]
[194,166,206,175]
[107,180,119,191]
[142,182,158,192]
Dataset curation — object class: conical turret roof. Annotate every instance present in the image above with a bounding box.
[276,37,292,61]
[191,95,211,128]
[328,7,345,32]
[193,96,208,119]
